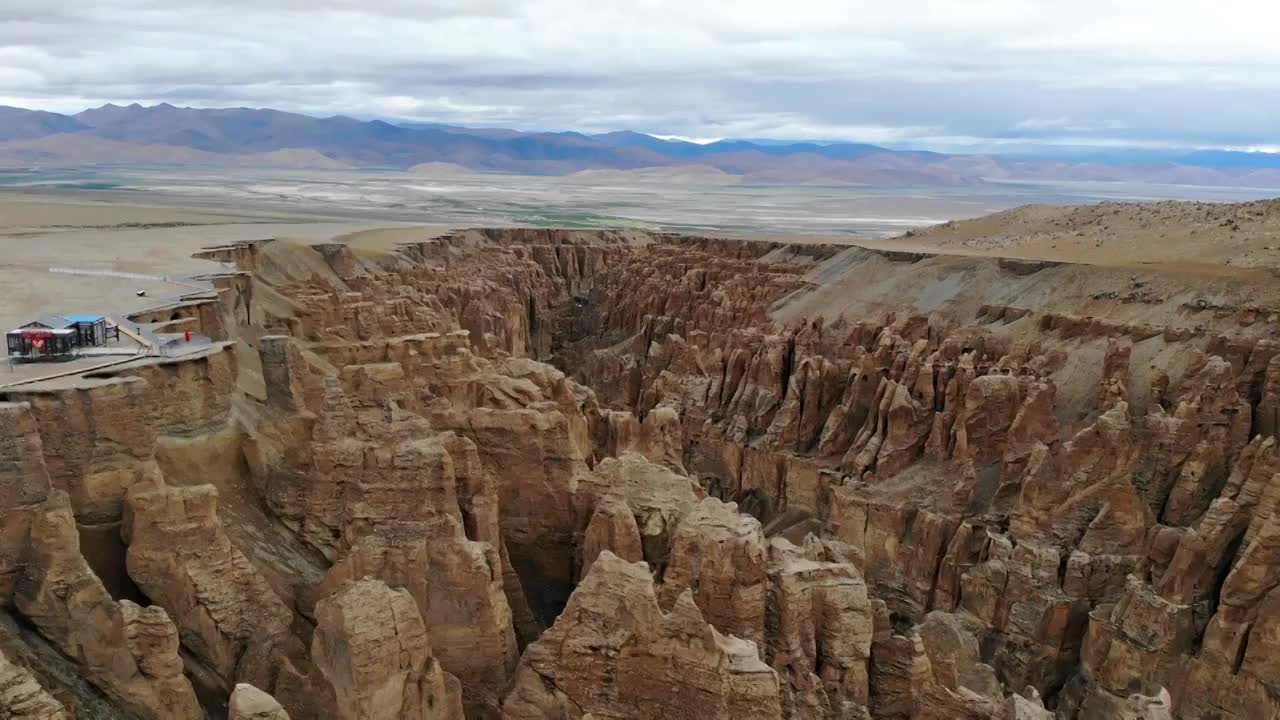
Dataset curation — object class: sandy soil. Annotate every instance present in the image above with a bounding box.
[859,199,1280,270]
[0,197,280,236]
[333,225,455,252]
[0,193,436,332]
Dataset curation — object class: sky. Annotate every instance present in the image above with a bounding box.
[2,0,1279,152]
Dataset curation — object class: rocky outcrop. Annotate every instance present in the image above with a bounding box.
[3,348,237,526]
[869,607,1059,720]
[658,497,768,646]
[577,453,703,568]
[229,683,291,720]
[416,352,599,627]
[950,374,1025,466]
[600,406,686,473]
[580,495,643,576]
[0,402,201,720]
[311,579,465,720]
[1260,354,1280,440]
[765,537,873,719]
[122,481,310,709]
[0,403,55,606]
[15,499,203,719]
[501,552,783,720]
[312,519,517,716]
[285,231,1280,719]
[0,649,68,719]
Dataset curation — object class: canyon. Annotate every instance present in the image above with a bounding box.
[2,218,1280,719]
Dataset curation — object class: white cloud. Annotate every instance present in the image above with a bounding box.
[650,135,723,145]
[0,0,1278,148]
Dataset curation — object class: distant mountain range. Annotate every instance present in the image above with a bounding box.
[3,102,1280,188]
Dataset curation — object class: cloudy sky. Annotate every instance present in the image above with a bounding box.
[2,0,1278,152]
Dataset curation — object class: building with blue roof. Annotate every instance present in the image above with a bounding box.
[6,314,116,361]
[61,315,108,347]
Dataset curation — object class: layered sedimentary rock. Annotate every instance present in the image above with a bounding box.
[5,226,1280,719]
[579,495,643,576]
[600,407,686,472]
[313,519,516,716]
[658,497,768,646]
[3,349,237,526]
[311,579,465,720]
[579,452,703,570]
[0,649,68,719]
[122,481,311,709]
[765,537,873,719]
[0,402,202,720]
[502,552,782,720]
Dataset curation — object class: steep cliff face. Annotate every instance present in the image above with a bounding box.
[3,227,1280,720]
[501,551,784,720]
[549,235,1280,719]
[122,482,313,712]
[0,648,69,719]
[0,402,202,720]
[311,579,465,720]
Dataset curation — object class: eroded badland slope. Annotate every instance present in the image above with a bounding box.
[866,198,1280,269]
[3,215,1280,719]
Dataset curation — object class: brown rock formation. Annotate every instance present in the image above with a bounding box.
[229,683,291,720]
[501,551,783,719]
[1,402,201,720]
[0,649,68,719]
[122,481,310,709]
[311,579,465,720]
[578,452,703,570]
[313,519,517,716]
[4,349,236,525]
[600,406,686,472]
[658,497,768,646]
[1260,354,1280,440]
[765,537,873,719]
[579,495,643,576]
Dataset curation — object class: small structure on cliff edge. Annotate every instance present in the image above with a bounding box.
[5,314,117,361]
